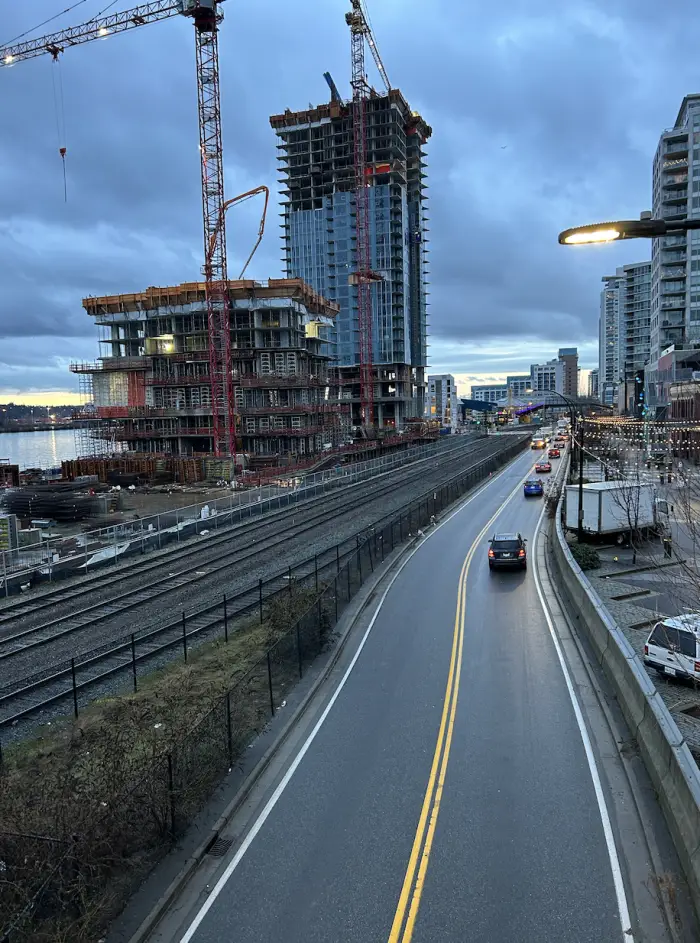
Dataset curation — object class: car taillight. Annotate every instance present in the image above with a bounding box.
[488,549,494,558]
[518,549,525,557]
[695,661,700,674]
[644,645,649,655]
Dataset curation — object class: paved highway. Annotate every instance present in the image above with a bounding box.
[152,444,693,943]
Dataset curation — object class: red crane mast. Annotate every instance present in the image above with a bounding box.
[1,0,236,459]
[345,0,391,429]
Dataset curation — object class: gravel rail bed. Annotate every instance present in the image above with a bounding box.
[0,435,484,637]
[1,437,509,683]
[0,434,485,632]
[0,436,530,746]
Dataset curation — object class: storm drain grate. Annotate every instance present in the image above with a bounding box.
[207,836,234,858]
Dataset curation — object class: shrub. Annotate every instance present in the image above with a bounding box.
[570,543,600,571]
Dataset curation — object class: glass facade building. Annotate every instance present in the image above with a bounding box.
[271,90,431,428]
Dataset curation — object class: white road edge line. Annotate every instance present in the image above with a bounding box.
[532,503,634,943]
[178,446,535,942]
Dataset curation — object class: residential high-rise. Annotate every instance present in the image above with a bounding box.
[600,273,622,406]
[270,88,431,430]
[588,368,599,398]
[647,94,700,414]
[426,374,457,430]
[558,347,579,397]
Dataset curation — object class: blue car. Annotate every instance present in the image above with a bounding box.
[524,478,544,497]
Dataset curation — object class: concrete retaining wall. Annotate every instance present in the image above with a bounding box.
[550,494,700,910]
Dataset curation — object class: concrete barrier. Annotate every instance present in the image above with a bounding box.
[550,492,700,910]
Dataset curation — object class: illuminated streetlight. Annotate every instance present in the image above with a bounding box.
[559,213,700,246]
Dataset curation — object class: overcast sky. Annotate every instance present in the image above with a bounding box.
[0,0,697,401]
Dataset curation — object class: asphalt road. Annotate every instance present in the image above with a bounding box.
[163,447,645,942]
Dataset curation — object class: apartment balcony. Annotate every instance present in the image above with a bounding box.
[662,157,688,170]
[662,174,689,188]
[662,206,687,219]
[661,300,685,309]
[660,267,686,278]
[664,189,688,202]
[666,140,689,155]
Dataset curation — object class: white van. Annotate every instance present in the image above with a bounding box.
[644,614,700,681]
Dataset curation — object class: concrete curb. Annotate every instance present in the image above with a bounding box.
[125,538,417,943]
[126,439,530,943]
[551,484,700,917]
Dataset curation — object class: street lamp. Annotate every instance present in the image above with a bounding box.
[559,213,700,246]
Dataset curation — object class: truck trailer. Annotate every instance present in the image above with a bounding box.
[564,481,668,542]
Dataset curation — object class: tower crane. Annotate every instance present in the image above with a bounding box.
[1,1,237,459]
[345,0,391,428]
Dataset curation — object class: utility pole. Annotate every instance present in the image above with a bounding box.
[578,417,585,542]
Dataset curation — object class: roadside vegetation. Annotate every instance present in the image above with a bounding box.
[0,584,324,943]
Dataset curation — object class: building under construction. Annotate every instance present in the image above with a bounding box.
[270,87,431,429]
[70,279,342,471]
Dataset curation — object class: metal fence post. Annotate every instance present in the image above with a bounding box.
[259,579,264,624]
[71,658,79,718]
[167,753,176,836]
[347,560,351,599]
[226,692,233,767]
[314,555,319,592]
[288,565,293,596]
[223,593,228,643]
[182,612,188,663]
[131,633,138,692]
[1,550,7,598]
[357,546,362,584]
[267,652,275,716]
[334,575,339,622]
[336,543,341,574]
[296,623,303,678]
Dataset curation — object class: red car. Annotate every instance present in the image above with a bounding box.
[535,461,552,473]
[548,448,560,459]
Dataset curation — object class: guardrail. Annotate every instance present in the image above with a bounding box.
[550,481,700,911]
[0,433,483,597]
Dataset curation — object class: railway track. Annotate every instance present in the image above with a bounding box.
[0,433,481,629]
[0,436,500,666]
[0,435,531,737]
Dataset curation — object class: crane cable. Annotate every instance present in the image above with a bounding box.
[50,56,68,201]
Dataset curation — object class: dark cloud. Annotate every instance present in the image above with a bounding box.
[0,0,697,392]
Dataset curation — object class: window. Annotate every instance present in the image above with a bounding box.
[649,624,696,656]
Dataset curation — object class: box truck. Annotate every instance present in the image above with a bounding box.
[564,481,668,541]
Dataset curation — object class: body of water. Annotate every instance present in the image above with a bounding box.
[0,429,78,470]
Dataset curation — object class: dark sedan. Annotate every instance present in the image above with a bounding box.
[535,461,552,473]
[488,533,527,570]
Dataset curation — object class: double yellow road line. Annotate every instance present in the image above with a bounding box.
[388,468,531,942]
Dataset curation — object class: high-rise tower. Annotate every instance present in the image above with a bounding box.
[270,89,431,429]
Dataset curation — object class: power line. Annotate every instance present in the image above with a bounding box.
[1,1,93,49]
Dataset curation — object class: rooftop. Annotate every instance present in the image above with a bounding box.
[270,87,432,142]
[82,278,340,319]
